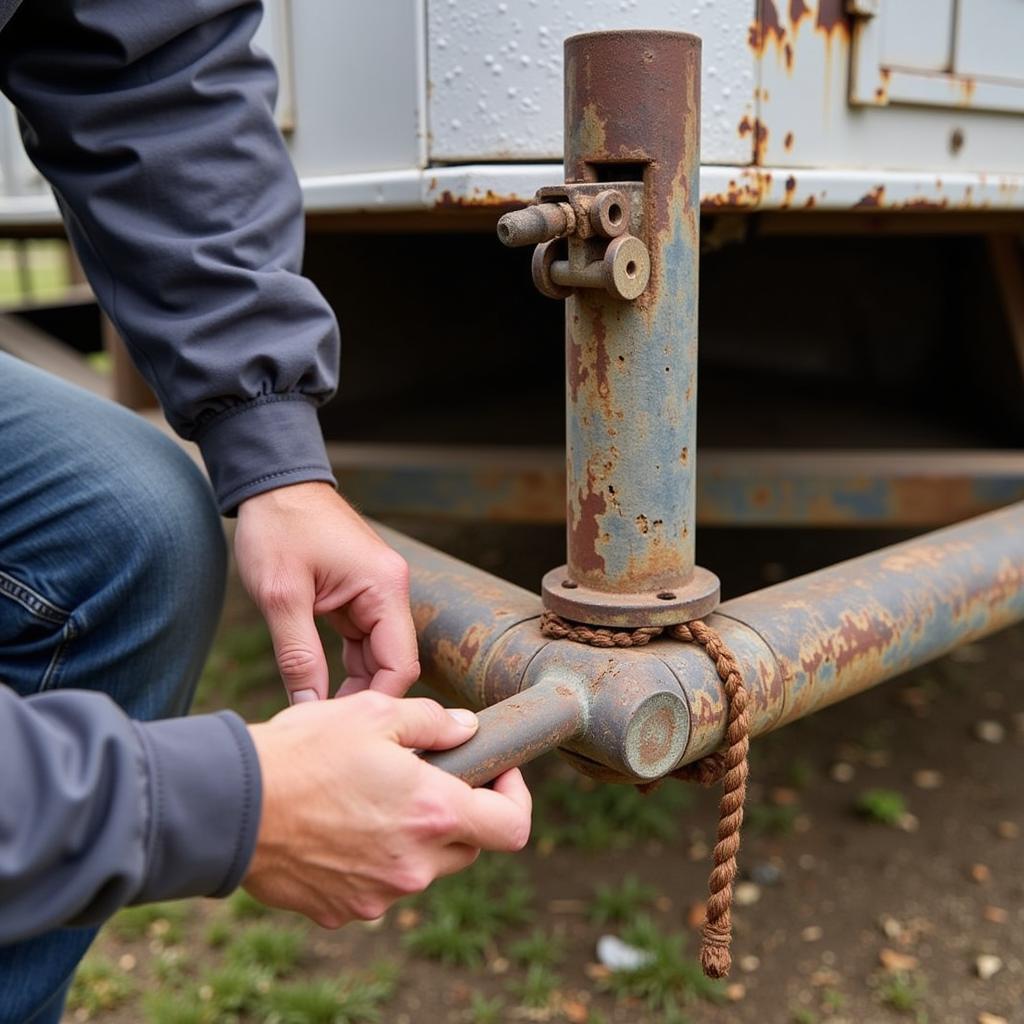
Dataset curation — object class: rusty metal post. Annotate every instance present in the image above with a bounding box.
[498,31,718,626]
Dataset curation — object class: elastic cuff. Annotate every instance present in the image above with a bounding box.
[196,396,337,515]
[132,711,262,904]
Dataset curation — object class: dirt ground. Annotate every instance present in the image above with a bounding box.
[65,524,1024,1024]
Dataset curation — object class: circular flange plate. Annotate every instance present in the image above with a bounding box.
[541,564,720,628]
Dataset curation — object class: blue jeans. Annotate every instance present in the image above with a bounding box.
[0,354,227,1023]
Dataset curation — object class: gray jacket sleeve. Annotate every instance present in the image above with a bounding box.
[0,685,261,944]
[0,0,340,513]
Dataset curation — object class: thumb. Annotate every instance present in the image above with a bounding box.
[261,594,330,703]
[390,698,478,751]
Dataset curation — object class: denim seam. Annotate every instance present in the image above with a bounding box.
[0,570,70,624]
[40,617,79,692]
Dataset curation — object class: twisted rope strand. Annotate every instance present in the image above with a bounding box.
[539,611,750,978]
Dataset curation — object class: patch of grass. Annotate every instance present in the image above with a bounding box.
[265,963,397,1024]
[198,963,269,1016]
[467,993,505,1024]
[229,887,271,921]
[507,963,561,1010]
[107,901,188,943]
[227,924,304,977]
[66,956,135,1017]
[601,915,725,1018]
[142,990,213,1024]
[822,988,846,1013]
[589,875,658,925]
[791,1010,817,1024]
[509,928,565,969]
[855,788,907,827]
[745,801,800,837]
[534,775,692,851]
[404,854,533,966]
[153,950,190,986]
[204,918,232,949]
[877,972,927,1020]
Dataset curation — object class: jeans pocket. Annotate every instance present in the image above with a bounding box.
[0,569,77,694]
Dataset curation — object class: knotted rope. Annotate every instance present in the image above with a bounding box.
[539,610,750,979]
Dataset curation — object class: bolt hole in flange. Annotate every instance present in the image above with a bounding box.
[608,202,623,225]
[625,260,637,277]
[657,591,676,600]
[562,579,579,589]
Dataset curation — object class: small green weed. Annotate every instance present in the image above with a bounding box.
[467,992,505,1024]
[227,924,303,977]
[589,875,658,925]
[142,989,216,1024]
[507,963,561,1010]
[791,1010,817,1024]
[877,971,927,1020]
[404,854,533,966]
[229,887,270,920]
[601,915,725,1018]
[204,917,232,949]
[745,802,800,837]
[855,788,907,826]
[66,956,135,1016]
[509,928,565,968]
[107,901,188,943]
[822,988,846,1013]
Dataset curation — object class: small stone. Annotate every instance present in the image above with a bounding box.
[879,915,904,941]
[996,820,1019,840]
[584,962,610,981]
[687,902,706,929]
[597,934,654,972]
[726,982,746,1002]
[897,812,920,833]
[830,762,855,783]
[563,1001,588,1023]
[801,925,823,942]
[117,954,136,971]
[970,863,992,884]
[978,1013,1009,1024]
[739,954,761,973]
[879,948,919,972]
[983,906,1009,924]
[734,882,762,906]
[974,720,1006,744]
[975,954,1003,980]
[750,861,784,887]
[490,956,510,974]
[798,853,817,871]
[396,907,420,931]
[770,786,798,806]
[913,769,943,789]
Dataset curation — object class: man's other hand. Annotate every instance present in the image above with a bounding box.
[235,482,419,703]
[243,694,532,925]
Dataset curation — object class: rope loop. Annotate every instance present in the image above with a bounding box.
[539,610,750,978]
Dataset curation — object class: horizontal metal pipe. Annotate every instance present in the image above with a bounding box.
[381,501,1024,783]
[422,671,587,786]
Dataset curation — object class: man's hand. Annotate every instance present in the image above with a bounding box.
[244,693,532,925]
[235,482,419,703]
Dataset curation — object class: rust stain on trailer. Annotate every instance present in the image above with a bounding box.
[434,189,521,209]
[854,186,886,208]
[815,0,849,37]
[789,0,811,28]
[749,0,785,54]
